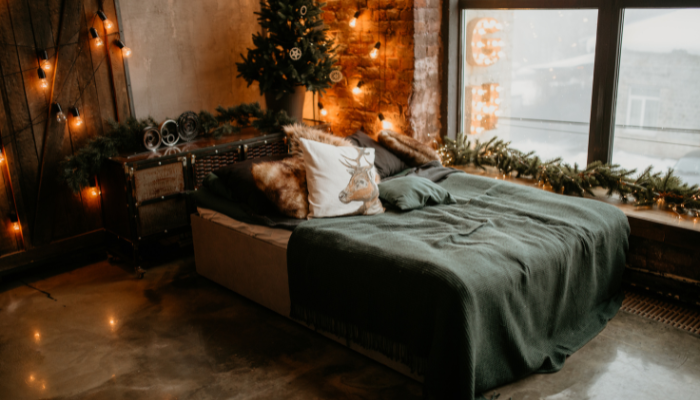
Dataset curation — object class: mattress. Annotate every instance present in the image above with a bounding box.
[197,207,292,249]
[192,209,423,382]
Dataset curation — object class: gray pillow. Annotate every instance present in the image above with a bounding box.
[379,176,456,211]
[347,130,409,178]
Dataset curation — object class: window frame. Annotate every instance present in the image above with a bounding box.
[441,0,700,165]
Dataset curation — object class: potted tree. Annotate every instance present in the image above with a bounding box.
[237,0,338,121]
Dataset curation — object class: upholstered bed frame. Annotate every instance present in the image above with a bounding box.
[191,212,423,382]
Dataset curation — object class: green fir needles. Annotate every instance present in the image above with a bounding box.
[236,0,339,98]
[62,103,294,193]
[439,133,700,215]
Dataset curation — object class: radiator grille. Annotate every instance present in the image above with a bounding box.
[622,291,700,335]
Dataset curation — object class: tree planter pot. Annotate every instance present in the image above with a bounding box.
[265,86,306,122]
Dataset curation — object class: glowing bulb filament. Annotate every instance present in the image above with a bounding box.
[320,108,328,116]
[370,48,378,58]
[349,18,356,27]
[122,47,132,57]
[75,116,83,127]
[103,19,113,30]
[94,37,103,47]
[41,59,51,71]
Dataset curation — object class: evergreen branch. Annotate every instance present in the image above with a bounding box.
[439,133,700,215]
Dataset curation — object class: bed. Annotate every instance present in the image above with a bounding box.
[191,169,630,399]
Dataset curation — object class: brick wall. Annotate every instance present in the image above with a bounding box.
[320,0,441,143]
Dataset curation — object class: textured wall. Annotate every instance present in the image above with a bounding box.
[318,0,440,142]
[119,0,264,121]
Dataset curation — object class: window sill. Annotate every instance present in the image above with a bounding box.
[454,165,700,234]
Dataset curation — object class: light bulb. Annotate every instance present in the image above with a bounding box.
[91,189,98,197]
[13,222,19,231]
[57,111,66,123]
[382,119,393,130]
[116,40,131,57]
[0,154,4,163]
[70,107,82,127]
[352,81,364,95]
[89,28,102,47]
[97,10,113,30]
[41,59,51,71]
[320,108,327,116]
[37,68,48,90]
[370,42,380,59]
[350,11,361,28]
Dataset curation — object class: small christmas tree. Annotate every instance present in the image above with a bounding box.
[237,0,338,99]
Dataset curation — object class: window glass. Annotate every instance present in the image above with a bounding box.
[461,10,599,166]
[612,9,700,186]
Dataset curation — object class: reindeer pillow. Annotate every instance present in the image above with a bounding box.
[299,138,384,218]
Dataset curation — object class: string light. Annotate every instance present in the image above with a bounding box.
[70,107,83,127]
[97,10,113,30]
[9,211,19,232]
[318,102,327,116]
[370,42,381,59]
[88,177,100,197]
[349,10,361,28]
[53,103,67,123]
[39,50,51,71]
[352,80,364,95]
[89,28,103,47]
[115,40,132,57]
[37,68,48,90]
[378,113,392,130]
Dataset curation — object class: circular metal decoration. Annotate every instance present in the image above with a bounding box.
[177,111,200,142]
[159,120,180,147]
[289,47,302,61]
[329,70,343,83]
[299,5,307,15]
[143,126,162,151]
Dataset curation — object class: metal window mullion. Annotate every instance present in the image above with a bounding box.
[587,1,624,164]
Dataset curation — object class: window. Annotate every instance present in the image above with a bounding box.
[612,9,700,185]
[446,1,700,184]
[460,9,598,166]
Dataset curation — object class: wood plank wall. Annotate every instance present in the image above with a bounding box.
[0,0,131,270]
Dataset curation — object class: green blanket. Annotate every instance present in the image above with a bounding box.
[287,173,629,399]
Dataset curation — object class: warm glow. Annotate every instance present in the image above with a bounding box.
[94,37,103,47]
[320,108,328,116]
[13,222,19,231]
[41,59,51,71]
[467,83,500,134]
[0,154,4,163]
[34,332,40,341]
[74,116,83,127]
[91,189,98,197]
[382,119,393,130]
[370,48,378,58]
[467,18,504,67]
[29,374,35,382]
[352,86,361,95]
[349,18,357,28]
[40,79,48,90]
[103,19,113,30]
[122,47,132,57]
[109,318,115,325]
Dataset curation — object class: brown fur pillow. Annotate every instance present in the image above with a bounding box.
[251,157,309,219]
[284,123,352,158]
[378,129,441,167]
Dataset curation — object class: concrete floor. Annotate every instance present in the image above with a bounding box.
[0,257,699,400]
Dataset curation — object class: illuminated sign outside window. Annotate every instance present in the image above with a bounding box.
[466,18,505,67]
[466,83,502,135]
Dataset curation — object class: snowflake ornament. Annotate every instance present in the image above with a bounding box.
[289,47,302,60]
[329,70,343,83]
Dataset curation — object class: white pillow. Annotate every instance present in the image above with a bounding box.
[300,138,384,218]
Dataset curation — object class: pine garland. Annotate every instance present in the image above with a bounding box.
[439,133,700,216]
[236,0,338,97]
[62,102,294,193]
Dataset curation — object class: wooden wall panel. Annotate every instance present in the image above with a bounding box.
[0,0,131,263]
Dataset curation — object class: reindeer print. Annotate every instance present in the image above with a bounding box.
[338,148,384,215]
